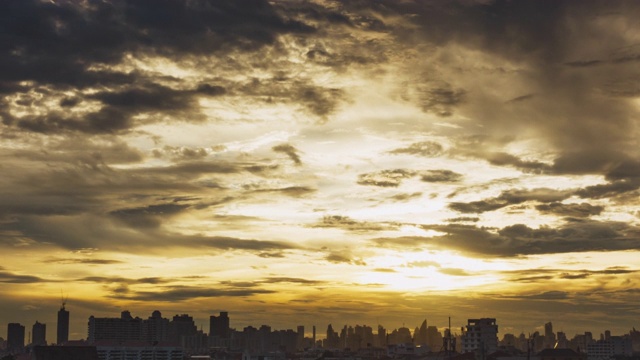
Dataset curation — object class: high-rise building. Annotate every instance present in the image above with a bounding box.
[32,321,47,346]
[297,325,305,350]
[169,314,197,344]
[88,311,143,343]
[57,303,70,344]
[144,310,169,343]
[209,311,230,339]
[544,322,556,349]
[461,318,498,355]
[7,323,25,353]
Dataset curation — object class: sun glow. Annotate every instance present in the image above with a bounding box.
[357,250,511,291]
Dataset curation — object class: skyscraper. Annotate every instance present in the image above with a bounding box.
[57,303,69,344]
[7,323,25,353]
[209,311,230,339]
[32,321,47,346]
[544,322,556,349]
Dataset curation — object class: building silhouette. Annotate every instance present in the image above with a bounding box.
[57,303,69,344]
[88,310,143,343]
[209,311,230,339]
[32,345,99,360]
[144,310,169,343]
[32,321,47,346]
[460,318,498,355]
[7,323,25,353]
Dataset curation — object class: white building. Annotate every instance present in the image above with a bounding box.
[461,318,498,355]
[587,336,632,360]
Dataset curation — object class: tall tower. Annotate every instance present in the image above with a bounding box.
[57,301,69,344]
[32,321,47,346]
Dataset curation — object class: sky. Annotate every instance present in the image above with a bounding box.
[2,0,640,342]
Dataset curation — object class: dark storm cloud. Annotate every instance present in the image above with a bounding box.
[272,144,302,165]
[312,215,397,232]
[373,219,640,257]
[535,202,604,218]
[7,80,229,134]
[0,0,317,134]
[373,0,640,179]
[389,141,444,157]
[449,188,572,213]
[420,169,462,183]
[0,0,314,82]
[357,169,416,187]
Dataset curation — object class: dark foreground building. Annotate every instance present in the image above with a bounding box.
[32,346,99,360]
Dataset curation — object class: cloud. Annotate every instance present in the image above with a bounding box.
[0,270,47,284]
[484,152,552,174]
[261,277,325,285]
[420,169,463,183]
[357,169,416,187]
[405,261,441,268]
[312,215,397,232]
[449,188,572,213]
[249,186,316,197]
[110,202,191,229]
[272,144,302,165]
[446,217,480,223]
[500,267,639,283]
[373,219,640,257]
[511,291,570,300]
[43,258,124,265]
[0,0,319,134]
[120,286,275,302]
[535,202,604,218]
[438,268,473,276]
[78,276,170,285]
[388,192,423,202]
[389,141,444,157]
[575,179,640,199]
[325,253,367,266]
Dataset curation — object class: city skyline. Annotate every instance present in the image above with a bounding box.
[2,0,640,342]
[2,306,637,346]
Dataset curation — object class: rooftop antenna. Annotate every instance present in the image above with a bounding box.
[60,290,68,309]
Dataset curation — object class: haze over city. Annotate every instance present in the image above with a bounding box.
[2,0,640,343]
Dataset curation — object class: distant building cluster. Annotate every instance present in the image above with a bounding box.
[2,306,640,360]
